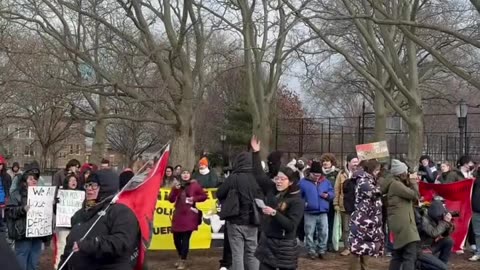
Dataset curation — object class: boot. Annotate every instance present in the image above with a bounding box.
[177,260,187,270]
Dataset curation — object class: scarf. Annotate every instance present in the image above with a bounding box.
[322,166,336,175]
[199,168,210,175]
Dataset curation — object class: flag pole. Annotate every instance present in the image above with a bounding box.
[58,142,170,270]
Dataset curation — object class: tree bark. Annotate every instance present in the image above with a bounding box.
[252,105,272,160]
[91,118,106,164]
[170,104,196,171]
[407,106,424,171]
[374,89,387,141]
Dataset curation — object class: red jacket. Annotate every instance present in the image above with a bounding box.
[169,180,207,232]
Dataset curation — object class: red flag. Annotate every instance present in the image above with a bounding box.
[115,145,170,269]
[419,179,475,252]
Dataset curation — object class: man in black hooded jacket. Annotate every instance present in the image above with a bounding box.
[217,152,262,270]
[59,172,139,270]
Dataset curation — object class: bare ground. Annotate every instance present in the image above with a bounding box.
[40,248,480,270]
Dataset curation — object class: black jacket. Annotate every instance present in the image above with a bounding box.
[0,171,12,202]
[0,236,21,270]
[342,176,357,214]
[217,152,262,226]
[60,196,140,270]
[418,165,438,184]
[5,186,28,240]
[473,176,480,213]
[252,151,304,269]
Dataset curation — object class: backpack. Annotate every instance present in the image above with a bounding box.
[343,177,357,213]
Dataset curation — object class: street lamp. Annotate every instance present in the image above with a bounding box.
[456,100,468,156]
[220,134,227,166]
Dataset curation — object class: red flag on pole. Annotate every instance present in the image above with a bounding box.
[115,145,170,270]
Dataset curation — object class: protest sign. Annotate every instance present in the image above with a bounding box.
[56,190,85,227]
[356,141,389,160]
[418,180,474,252]
[26,186,56,238]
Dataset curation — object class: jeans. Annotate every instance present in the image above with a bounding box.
[304,213,328,255]
[349,255,369,270]
[260,262,292,270]
[341,212,351,249]
[173,231,193,260]
[220,225,232,268]
[431,237,453,264]
[14,239,43,270]
[389,241,418,270]
[227,222,259,270]
[472,212,480,256]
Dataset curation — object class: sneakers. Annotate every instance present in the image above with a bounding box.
[177,260,187,270]
[469,255,480,262]
[340,249,351,256]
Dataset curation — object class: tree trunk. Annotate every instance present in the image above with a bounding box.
[252,105,273,160]
[91,118,107,164]
[374,90,387,141]
[170,105,196,171]
[40,147,49,170]
[407,106,424,171]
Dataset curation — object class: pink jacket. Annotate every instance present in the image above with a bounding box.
[169,180,207,232]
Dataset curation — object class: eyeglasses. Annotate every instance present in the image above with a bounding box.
[84,183,99,190]
[274,176,289,182]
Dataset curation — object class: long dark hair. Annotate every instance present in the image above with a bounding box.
[278,166,300,193]
[63,174,78,190]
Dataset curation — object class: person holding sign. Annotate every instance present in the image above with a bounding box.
[5,162,51,270]
[59,173,139,270]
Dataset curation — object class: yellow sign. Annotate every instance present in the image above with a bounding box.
[149,188,220,250]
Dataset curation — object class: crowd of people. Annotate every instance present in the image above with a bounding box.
[0,138,480,270]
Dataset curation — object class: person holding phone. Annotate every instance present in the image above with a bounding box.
[250,137,305,270]
[169,170,207,270]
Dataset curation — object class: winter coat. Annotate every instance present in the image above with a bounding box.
[96,169,119,192]
[473,176,480,213]
[323,168,339,187]
[333,169,350,212]
[53,169,68,188]
[437,171,463,184]
[417,201,454,246]
[418,165,438,184]
[348,171,384,257]
[59,196,140,270]
[192,170,219,189]
[252,151,304,269]
[0,171,12,204]
[169,180,207,232]
[380,175,420,249]
[343,175,358,214]
[217,152,262,226]
[299,176,334,214]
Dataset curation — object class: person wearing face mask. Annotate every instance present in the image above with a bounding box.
[456,156,475,179]
[334,154,359,256]
[299,161,335,260]
[193,158,219,188]
[59,173,140,270]
[53,159,81,189]
[348,159,384,270]
[380,159,420,270]
[6,162,50,270]
[169,170,208,270]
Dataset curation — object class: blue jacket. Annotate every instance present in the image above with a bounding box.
[299,176,335,214]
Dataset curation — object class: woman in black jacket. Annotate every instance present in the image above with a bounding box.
[251,137,305,270]
[59,173,139,270]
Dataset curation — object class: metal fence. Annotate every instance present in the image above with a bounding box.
[275,113,480,163]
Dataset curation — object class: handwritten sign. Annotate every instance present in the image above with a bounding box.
[356,141,390,160]
[56,190,85,227]
[26,186,56,238]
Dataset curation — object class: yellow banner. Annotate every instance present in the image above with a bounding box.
[149,188,221,250]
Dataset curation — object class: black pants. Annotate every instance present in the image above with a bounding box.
[219,226,232,268]
[173,231,193,260]
[432,237,453,264]
[260,262,293,270]
[327,203,335,250]
[468,221,476,246]
[389,241,418,270]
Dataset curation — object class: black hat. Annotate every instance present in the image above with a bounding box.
[86,172,118,201]
[346,154,358,163]
[310,161,322,174]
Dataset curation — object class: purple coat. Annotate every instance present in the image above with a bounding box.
[169,180,207,232]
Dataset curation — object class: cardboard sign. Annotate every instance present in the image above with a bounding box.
[356,141,389,160]
[56,190,85,227]
[26,186,56,237]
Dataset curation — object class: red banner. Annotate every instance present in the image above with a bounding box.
[418,179,475,252]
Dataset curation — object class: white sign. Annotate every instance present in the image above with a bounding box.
[56,190,85,228]
[26,186,56,238]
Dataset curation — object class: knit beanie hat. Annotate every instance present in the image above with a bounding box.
[199,157,209,167]
[346,154,358,163]
[310,161,322,174]
[391,159,408,176]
